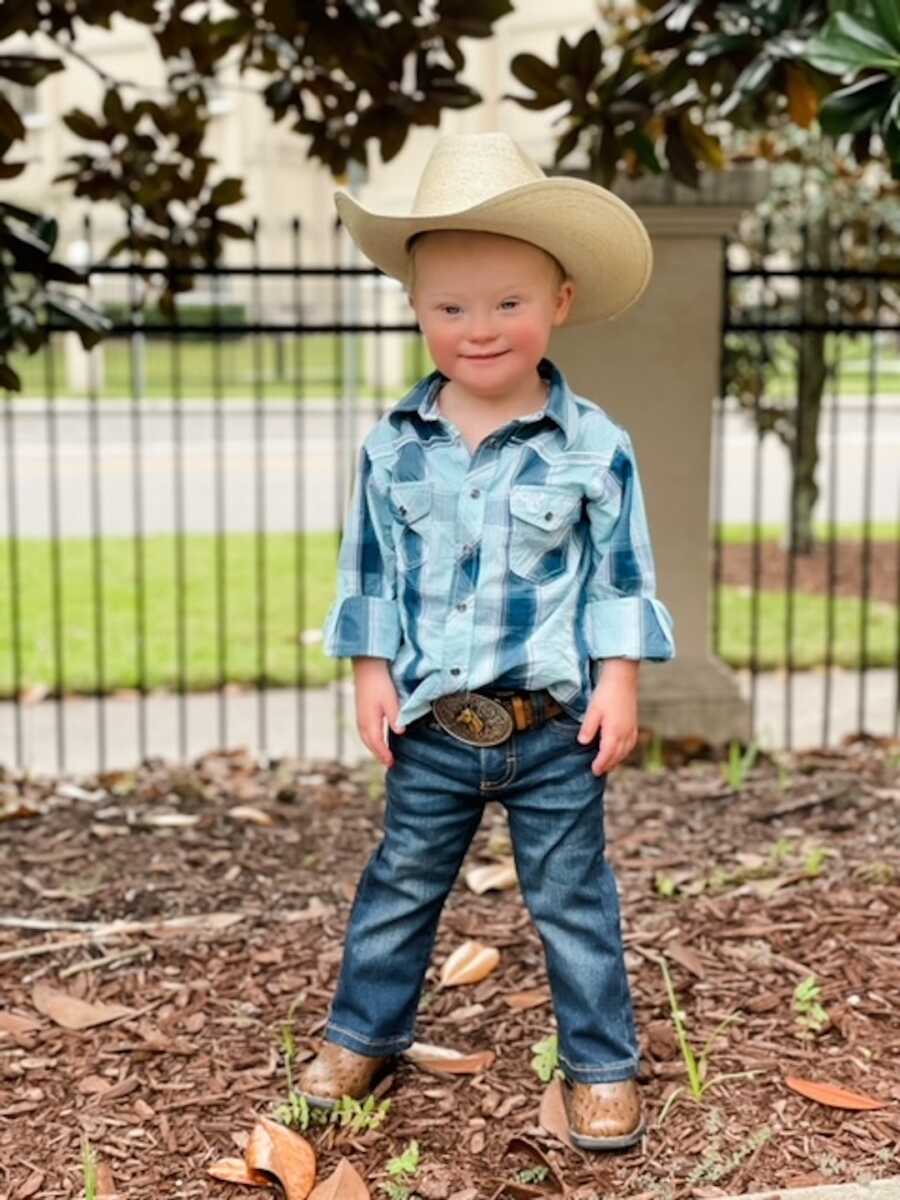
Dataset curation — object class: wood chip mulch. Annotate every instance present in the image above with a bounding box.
[1,738,899,1200]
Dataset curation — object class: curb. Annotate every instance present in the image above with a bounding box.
[716,1179,900,1200]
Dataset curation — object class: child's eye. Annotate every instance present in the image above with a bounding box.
[500,299,520,310]
[441,304,462,315]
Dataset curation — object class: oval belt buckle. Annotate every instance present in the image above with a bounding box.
[432,692,514,746]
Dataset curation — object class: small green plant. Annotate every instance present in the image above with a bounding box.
[854,861,895,885]
[769,837,794,866]
[82,1139,98,1200]
[793,975,830,1037]
[775,757,793,792]
[659,957,757,1121]
[530,1033,561,1082]
[803,845,832,877]
[724,740,759,790]
[381,1140,420,1200]
[687,1126,771,1185]
[517,1165,550,1184]
[274,1091,391,1134]
[644,732,665,774]
[654,872,678,899]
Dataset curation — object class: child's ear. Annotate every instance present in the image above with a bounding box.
[553,280,576,326]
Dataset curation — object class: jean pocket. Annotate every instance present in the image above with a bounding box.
[389,481,433,571]
[508,485,581,584]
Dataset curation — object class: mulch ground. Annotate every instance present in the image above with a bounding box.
[1,738,899,1200]
[718,540,898,605]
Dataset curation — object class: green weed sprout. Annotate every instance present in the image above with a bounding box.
[82,1139,98,1200]
[530,1033,561,1082]
[725,740,759,790]
[659,957,758,1121]
[381,1140,420,1200]
[274,1091,391,1134]
[793,975,830,1037]
[644,732,665,774]
[803,846,832,877]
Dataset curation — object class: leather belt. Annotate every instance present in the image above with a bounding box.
[414,689,564,747]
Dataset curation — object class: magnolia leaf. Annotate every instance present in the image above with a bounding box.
[786,66,820,128]
[207,1156,271,1187]
[503,987,551,1011]
[245,1117,316,1200]
[228,805,274,825]
[538,1078,575,1149]
[785,1076,887,1110]
[95,1163,119,1198]
[308,1158,370,1200]
[31,983,135,1030]
[405,1043,496,1075]
[465,861,517,894]
[439,941,500,987]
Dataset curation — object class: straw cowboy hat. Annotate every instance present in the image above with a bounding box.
[334,131,653,324]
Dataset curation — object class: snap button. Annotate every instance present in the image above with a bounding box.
[398,505,407,516]
[450,667,461,676]
[544,512,553,521]
[470,488,480,499]
[456,602,466,611]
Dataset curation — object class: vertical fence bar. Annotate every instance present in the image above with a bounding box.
[209,227,229,749]
[857,225,882,734]
[821,226,844,748]
[250,218,268,754]
[711,236,729,668]
[83,214,108,771]
[748,220,770,742]
[332,217,346,762]
[170,285,188,760]
[43,329,65,770]
[3,388,23,767]
[894,478,900,737]
[291,217,307,759]
[127,218,149,760]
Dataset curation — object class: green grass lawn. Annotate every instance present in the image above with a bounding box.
[10,334,433,401]
[11,331,898,402]
[0,529,896,697]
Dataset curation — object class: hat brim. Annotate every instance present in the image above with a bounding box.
[334,177,652,324]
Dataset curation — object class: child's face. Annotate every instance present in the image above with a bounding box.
[408,231,574,402]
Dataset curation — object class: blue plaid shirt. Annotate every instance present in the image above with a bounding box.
[323,358,675,724]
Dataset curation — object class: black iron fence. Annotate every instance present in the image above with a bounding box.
[715,217,900,749]
[1,213,898,773]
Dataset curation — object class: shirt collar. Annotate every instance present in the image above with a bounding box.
[387,358,578,449]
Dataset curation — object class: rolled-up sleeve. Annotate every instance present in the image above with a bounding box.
[322,446,401,659]
[583,431,675,662]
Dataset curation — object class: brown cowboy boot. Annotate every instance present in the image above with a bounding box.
[564,1078,644,1151]
[297,1041,392,1108]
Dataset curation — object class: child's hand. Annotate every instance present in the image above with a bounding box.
[577,659,639,776]
[352,657,406,769]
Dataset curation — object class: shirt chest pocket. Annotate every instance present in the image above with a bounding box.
[389,481,433,571]
[508,485,582,584]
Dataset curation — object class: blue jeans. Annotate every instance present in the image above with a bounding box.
[323,694,639,1084]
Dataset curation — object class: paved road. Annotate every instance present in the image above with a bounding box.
[1,397,898,537]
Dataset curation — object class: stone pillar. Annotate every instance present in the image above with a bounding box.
[550,202,754,743]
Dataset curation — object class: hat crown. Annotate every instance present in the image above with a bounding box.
[412,132,546,215]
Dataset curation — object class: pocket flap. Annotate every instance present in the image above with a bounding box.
[390,481,433,525]
[510,485,581,532]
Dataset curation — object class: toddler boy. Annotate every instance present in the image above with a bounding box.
[299,131,675,1150]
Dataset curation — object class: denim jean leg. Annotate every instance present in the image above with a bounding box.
[324,725,484,1057]
[504,728,639,1083]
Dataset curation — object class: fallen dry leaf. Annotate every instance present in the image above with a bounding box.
[440,941,500,987]
[0,1010,42,1035]
[503,987,551,1011]
[785,1076,887,1111]
[207,1156,271,1187]
[308,1158,370,1199]
[465,861,518,894]
[538,1078,575,1150]
[31,983,135,1030]
[96,1162,118,1197]
[405,1042,496,1075]
[663,942,706,978]
[245,1116,316,1199]
[228,805,274,825]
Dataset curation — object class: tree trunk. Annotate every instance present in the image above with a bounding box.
[790,213,831,556]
